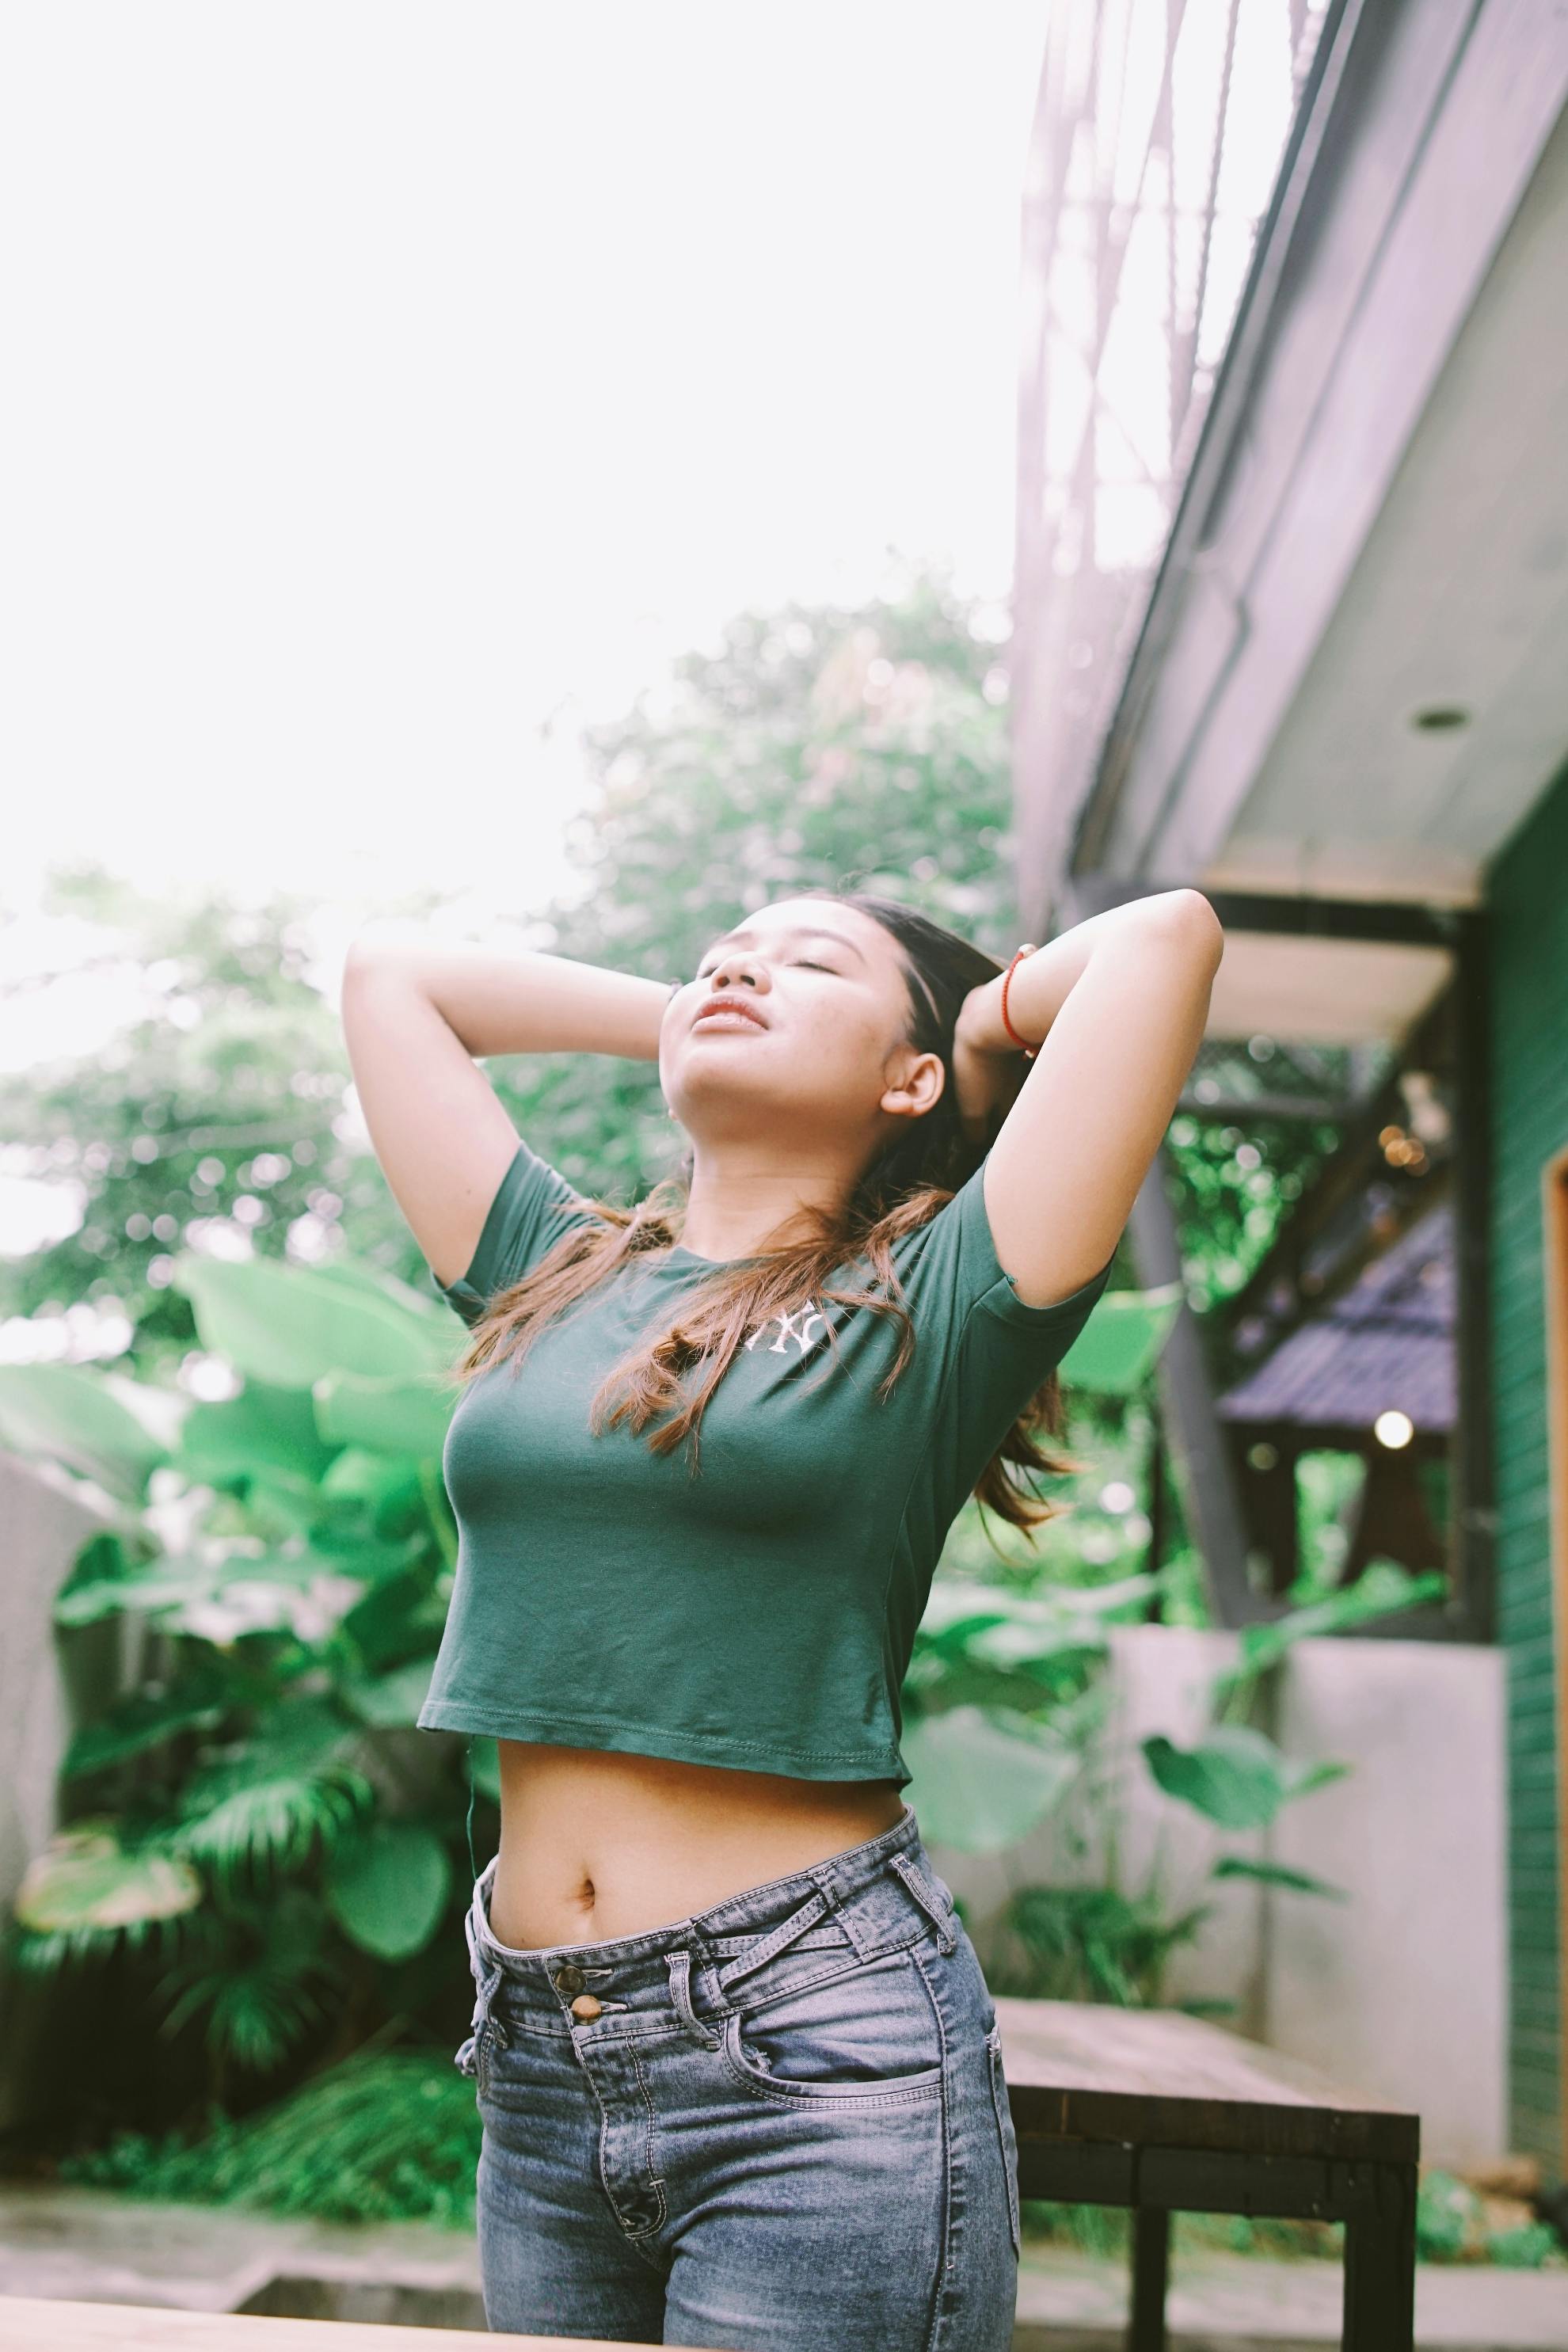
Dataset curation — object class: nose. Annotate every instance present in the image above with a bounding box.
[705,952,766,992]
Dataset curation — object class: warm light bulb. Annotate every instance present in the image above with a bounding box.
[1374,1410,1414,1450]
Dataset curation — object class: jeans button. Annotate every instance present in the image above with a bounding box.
[570,1994,603,2020]
[554,1964,585,1995]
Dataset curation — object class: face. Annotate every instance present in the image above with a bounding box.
[661,897,947,1151]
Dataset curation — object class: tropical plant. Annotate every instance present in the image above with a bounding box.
[981,1555,1446,2009]
[0,1241,479,2109]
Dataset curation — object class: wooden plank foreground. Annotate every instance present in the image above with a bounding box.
[995,1993,1420,2164]
[0,2297,683,2351]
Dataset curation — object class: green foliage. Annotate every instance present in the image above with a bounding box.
[1417,2171,1486,2262]
[1056,1283,1182,1395]
[58,2046,481,2228]
[991,1882,1210,2008]
[1160,1108,1345,1319]
[982,1562,1433,2009]
[1021,2202,1342,2263]
[1142,1726,1349,1831]
[1212,1559,1448,1705]
[2,1230,464,2103]
[325,1822,453,1962]
[900,1708,1081,1855]
[13,1820,204,1949]
[0,875,372,1355]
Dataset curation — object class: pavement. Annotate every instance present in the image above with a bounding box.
[2,2183,1567,2346]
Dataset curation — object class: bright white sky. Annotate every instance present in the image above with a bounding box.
[1,4,1049,931]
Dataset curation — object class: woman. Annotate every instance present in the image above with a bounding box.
[341,883,1222,2350]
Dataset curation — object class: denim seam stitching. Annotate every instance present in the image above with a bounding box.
[623,2035,669,2251]
[909,1940,955,2352]
[714,1944,946,2107]
[582,2034,668,2255]
[715,2011,945,2107]
[986,2023,1022,2259]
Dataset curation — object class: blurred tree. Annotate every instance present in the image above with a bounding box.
[1,561,1033,1364]
[508,561,1028,1206]
[0,869,405,1367]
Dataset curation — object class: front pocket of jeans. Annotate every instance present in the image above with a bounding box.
[720,1950,943,2101]
[986,2024,1021,2255]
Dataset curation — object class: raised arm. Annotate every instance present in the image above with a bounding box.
[339,924,672,1289]
[953,889,1224,1308]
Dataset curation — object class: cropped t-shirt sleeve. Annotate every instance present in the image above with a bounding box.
[432,1139,599,1327]
[894,1151,1116,1434]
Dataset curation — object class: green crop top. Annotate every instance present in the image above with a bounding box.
[417,1135,1114,1785]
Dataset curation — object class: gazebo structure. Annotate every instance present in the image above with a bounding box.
[1220,1204,1452,1596]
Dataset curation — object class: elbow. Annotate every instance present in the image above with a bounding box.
[343,919,427,984]
[1137,887,1225,975]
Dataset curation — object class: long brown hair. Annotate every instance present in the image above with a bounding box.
[447,890,1082,1540]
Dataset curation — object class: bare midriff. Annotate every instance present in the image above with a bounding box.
[488,1740,908,1950]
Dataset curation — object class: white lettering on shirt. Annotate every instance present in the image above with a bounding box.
[744,1303,828,1355]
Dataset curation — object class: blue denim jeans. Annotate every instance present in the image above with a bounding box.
[454,1805,1020,2349]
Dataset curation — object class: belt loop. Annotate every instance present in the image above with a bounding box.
[891,1852,957,1954]
[714,1887,832,1992]
[666,1947,721,2049]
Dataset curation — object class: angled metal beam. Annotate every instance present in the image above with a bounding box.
[1128,1148,1275,1629]
[1070,872,1465,951]
[1220,982,1454,1353]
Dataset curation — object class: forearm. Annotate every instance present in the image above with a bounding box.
[344,923,669,1062]
[962,890,1223,1054]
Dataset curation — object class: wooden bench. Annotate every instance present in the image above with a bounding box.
[998,1994,1420,2352]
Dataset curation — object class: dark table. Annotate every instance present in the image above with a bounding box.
[998,1995,1419,2352]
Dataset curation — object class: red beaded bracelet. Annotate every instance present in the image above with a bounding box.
[1000,944,1038,1059]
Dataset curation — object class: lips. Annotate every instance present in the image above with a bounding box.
[693,995,767,1031]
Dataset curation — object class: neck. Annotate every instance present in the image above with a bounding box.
[678,1138,864,1262]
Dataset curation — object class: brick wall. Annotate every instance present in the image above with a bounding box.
[1489,759,1568,2168]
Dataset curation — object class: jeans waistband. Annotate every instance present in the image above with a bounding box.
[462,1802,957,2033]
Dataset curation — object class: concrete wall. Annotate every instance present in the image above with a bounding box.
[1269,1633,1508,2169]
[0,1452,115,2133]
[927,1623,1508,2170]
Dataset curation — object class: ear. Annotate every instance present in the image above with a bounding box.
[880,1049,946,1120]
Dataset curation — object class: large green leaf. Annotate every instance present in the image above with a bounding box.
[325,1821,452,1960]
[54,1547,220,1628]
[1212,1855,1345,1901]
[340,1567,448,1674]
[901,1705,1080,1854]
[312,1370,453,1460]
[14,1819,204,1934]
[1142,1726,1349,1830]
[0,1363,169,1496]
[173,1253,454,1387]
[307,1259,447,1318]
[179,1380,338,1487]
[341,1655,436,1729]
[1057,1281,1184,1395]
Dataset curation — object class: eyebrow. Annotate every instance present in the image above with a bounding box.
[701,923,869,967]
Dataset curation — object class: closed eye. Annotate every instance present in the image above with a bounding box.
[695,958,838,978]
